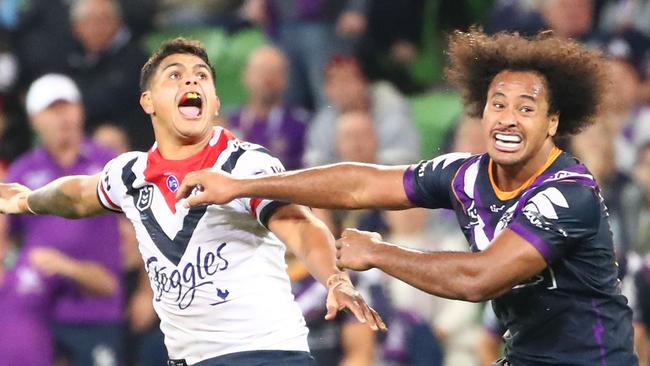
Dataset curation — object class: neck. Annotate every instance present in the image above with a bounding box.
[493,142,557,192]
[155,130,214,160]
[48,143,81,168]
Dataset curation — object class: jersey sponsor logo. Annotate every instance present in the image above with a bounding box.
[136,185,154,211]
[146,243,230,309]
[166,175,179,192]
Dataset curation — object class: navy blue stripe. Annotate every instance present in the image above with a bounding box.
[121,158,207,266]
[258,200,290,229]
[220,146,272,173]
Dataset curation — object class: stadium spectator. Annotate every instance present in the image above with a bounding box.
[68,0,151,151]
[178,29,639,365]
[2,74,124,366]
[243,0,368,109]
[0,38,385,365]
[304,55,420,167]
[228,45,308,170]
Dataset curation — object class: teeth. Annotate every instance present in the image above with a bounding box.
[495,133,522,143]
[185,92,200,99]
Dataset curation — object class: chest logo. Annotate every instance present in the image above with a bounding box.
[136,185,154,211]
[166,175,179,192]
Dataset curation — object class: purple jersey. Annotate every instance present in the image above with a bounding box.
[229,105,308,170]
[403,151,637,365]
[6,141,123,323]
[0,248,73,366]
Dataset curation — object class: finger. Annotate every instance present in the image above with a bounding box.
[358,302,378,331]
[344,300,367,324]
[370,307,388,332]
[176,172,202,199]
[182,193,210,208]
[334,238,344,249]
[341,228,358,238]
[324,297,339,320]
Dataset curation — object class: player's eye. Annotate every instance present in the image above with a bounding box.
[520,106,534,113]
[197,72,208,80]
[169,71,181,80]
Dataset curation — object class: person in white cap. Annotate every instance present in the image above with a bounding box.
[3,73,125,366]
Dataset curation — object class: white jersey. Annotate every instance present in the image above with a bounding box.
[97,127,309,364]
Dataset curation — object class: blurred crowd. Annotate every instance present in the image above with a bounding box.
[1,0,650,365]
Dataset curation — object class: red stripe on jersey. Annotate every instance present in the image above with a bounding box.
[250,198,262,219]
[143,127,236,213]
[99,181,121,211]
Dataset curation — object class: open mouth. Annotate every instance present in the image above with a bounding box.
[494,132,522,150]
[178,91,203,119]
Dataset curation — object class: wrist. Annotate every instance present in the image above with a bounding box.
[326,272,352,289]
[20,194,37,215]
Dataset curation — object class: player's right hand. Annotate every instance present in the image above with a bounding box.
[0,183,32,214]
[177,169,240,207]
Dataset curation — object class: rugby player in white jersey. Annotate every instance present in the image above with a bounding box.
[0,38,385,366]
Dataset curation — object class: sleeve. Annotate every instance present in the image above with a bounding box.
[228,143,290,229]
[402,152,470,209]
[509,182,602,264]
[96,157,124,213]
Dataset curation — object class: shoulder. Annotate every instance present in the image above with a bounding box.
[523,180,601,222]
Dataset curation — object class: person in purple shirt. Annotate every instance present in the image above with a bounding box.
[2,74,124,366]
[0,245,117,366]
[228,45,309,170]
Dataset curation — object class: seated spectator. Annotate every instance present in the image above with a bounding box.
[228,45,308,170]
[304,55,420,167]
[475,301,506,366]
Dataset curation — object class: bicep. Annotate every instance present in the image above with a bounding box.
[77,173,107,216]
[476,229,548,299]
[357,164,413,210]
[267,204,332,253]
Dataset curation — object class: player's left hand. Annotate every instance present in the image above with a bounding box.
[335,228,383,271]
[324,272,387,332]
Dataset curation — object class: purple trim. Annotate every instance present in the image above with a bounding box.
[402,165,427,207]
[474,182,496,241]
[591,299,608,366]
[452,155,481,212]
[509,221,557,263]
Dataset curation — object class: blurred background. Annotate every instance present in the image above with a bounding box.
[2,0,650,365]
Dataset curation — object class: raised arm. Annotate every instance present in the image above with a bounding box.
[177,163,414,210]
[0,173,106,218]
[267,204,386,331]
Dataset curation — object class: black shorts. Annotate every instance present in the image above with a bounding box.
[168,350,316,366]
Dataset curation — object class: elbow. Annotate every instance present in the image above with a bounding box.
[456,270,503,303]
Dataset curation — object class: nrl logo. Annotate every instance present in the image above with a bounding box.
[136,185,154,211]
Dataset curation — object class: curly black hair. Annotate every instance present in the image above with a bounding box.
[445,28,608,136]
[140,37,216,92]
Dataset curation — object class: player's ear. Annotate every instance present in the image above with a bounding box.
[548,113,559,137]
[140,91,154,115]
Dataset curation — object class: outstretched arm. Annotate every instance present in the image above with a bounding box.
[268,204,387,331]
[177,163,414,210]
[336,228,547,303]
[0,173,106,218]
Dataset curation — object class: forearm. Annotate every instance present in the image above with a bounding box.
[291,217,341,285]
[368,243,509,302]
[60,259,118,296]
[235,163,410,210]
[28,175,104,218]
